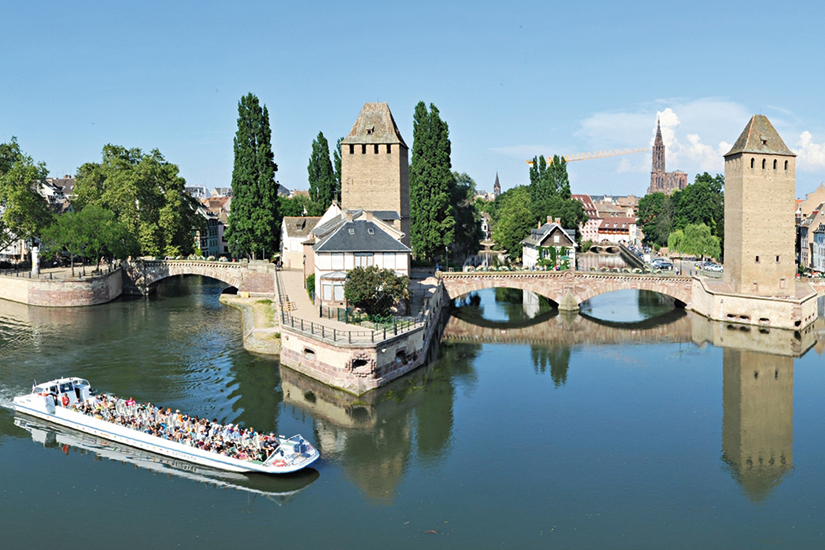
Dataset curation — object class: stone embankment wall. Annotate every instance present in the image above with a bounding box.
[279,283,448,395]
[219,295,282,355]
[0,270,122,307]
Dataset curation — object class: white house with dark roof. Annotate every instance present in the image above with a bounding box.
[521,218,577,269]
[281,216,322,269]
[311,209,410,307]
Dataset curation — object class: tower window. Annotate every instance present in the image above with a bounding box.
[349,144,354,154]
[773,159,777,169]
[386,144,391,153]
[762,159,766,169]
[361,144,366,154]
[776,255,780,262]
[785,160,788,170]
[755,255,760,263]
[750,158,755,168]
[374,144,379,154]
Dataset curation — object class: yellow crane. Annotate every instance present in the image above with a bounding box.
[526,147,648,165]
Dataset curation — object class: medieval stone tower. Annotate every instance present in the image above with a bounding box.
[722,348,794,501]
[341,103,410,246]
[723,115,796,296]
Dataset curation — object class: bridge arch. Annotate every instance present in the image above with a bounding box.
[123,260,274,295]
[440,272,692,311]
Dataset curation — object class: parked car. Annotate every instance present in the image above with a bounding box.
[704,263,723,272]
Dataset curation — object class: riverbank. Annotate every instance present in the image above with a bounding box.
[0,267,122,306]
[219,294,282,355]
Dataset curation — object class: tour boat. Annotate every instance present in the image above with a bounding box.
[12,377,320,474]
[13,415,319,504]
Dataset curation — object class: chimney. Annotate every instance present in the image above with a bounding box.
[345,210,353,222]
[365,211,373,221]
[554,217,561,225]
[546,216,552,223]
[537,221,542,228]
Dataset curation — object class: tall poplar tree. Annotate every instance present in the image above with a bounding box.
[333,137,343,204]
[307,131,336,211]
[409,102,455,261]
[225,93,280,259]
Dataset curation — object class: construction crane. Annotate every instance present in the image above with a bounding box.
[526,147,648,165]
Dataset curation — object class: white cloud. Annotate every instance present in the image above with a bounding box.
[794,131,825,171]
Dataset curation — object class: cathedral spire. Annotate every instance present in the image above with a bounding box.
[652,118,665,173]
[493,172,501,197]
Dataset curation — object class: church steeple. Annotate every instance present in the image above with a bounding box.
[493,172,501,197]
[652,118,665,173]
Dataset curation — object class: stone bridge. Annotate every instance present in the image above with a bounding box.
[122,259,277,296]
[439,271,693,311]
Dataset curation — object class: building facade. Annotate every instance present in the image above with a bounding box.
[340,103,410,246]
[521,218,577,269]
[647,119,688,195]
[813,223,825,273]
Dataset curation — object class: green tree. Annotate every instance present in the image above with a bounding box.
[41,205,137,275]
[674,172,724,241]
[278,193,322,217]
[73,145,203,257]
[333,137,343,204]
[451,172,483,257]
[667,228,684,254]
[637,192,672,247]
[410,102,455,261]
[527,155,585,232]
[0,138,53,251]
[307,131,336,211]
[224,93,280,259]
[680,223,720,259]
[344,265,409,317]
[492,186,534,260]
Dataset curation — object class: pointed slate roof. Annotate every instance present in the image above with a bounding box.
[342,103,407,147]
[725,115,795,157]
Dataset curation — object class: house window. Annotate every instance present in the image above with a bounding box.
[334,283,345,301]
[383,253,396,270]
[354,253,373,268]
[554,235,559,243]
[331,253,344,270]
[386,144,392,153]
[322,283,333,301]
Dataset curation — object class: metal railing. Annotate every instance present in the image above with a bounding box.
[277,275,445,346]
[0,264,120,280]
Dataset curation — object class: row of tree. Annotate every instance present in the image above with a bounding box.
[637,172,724,252]
[1,138,203,269]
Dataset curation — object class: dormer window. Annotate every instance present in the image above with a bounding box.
[366,126,375,135]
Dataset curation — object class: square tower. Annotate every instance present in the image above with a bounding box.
[341,103,410,246]
[723,115,796,296]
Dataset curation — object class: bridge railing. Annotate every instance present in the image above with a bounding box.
[437,269,691,279]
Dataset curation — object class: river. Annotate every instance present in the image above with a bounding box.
[1,277,824,549]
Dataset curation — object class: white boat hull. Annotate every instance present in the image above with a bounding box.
[13,395,319,474]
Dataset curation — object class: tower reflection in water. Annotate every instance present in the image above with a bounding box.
[279,339,478,503]
[722,349,794,502]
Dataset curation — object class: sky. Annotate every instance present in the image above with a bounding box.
[3,0,825,199]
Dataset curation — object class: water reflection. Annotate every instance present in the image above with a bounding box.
[722,349,794,502]
[12,414,318,504]
[281,340,480,503]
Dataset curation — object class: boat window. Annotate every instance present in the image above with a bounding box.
[60,383,73,393]
[48,386,57,394]
[34,387,45,393]
[77,379,89,386]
